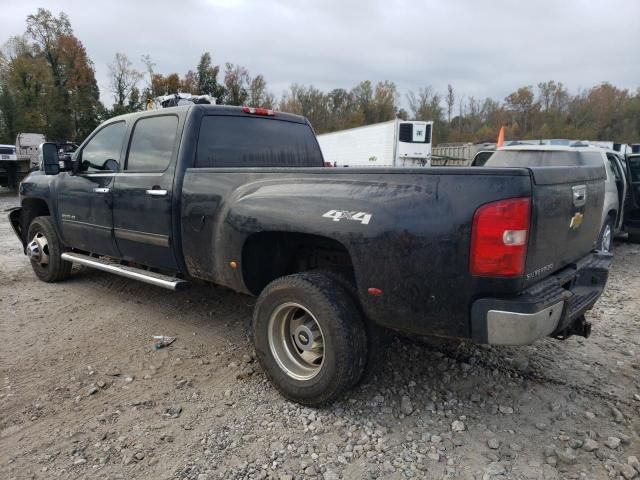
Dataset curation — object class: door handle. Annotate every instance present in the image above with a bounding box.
[93,187,110,193]
[146,189,168,197]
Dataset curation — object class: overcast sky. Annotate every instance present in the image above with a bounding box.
[3,0,640,108]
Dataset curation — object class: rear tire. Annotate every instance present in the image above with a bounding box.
[597,217,614,252]
[27,216,72,282]
[319,269,390,385]
[252,272,367,406]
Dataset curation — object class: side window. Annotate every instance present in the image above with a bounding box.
[126,115,178,171]
[606,154,621,182]
[80,122,126,172]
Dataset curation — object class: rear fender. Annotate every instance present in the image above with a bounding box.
[218,182,374,292]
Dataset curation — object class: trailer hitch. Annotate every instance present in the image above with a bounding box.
[553,315,592,341]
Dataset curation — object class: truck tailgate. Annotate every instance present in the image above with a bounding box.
[524,165,605,284]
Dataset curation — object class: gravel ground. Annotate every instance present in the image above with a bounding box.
[0,188,639,480]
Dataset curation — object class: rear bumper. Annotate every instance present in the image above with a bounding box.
[471,251,612,345]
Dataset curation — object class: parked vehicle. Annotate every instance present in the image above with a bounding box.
[9,105,612,405]
[0,144,19,189]
[317,119,434,167]
[486,145,629,252]
[432,142,494,164]
[624,153,640,242]
[16,133,47,168]
[470,149,495,166]
[0,135,41,189]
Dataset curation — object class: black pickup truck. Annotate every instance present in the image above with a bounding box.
[9,105,612,405]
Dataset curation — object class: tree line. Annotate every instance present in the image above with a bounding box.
[1,8,639,146]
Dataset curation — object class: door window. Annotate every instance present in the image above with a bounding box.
[126,115,178,171]
[80,122,126,172]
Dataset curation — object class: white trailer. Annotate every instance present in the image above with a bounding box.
[1,133,45,189]
[316,119,434,167]
[16,133,47,168]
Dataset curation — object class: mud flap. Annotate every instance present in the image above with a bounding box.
[7,207,25,251]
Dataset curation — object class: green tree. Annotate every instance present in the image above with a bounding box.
[372,81,398,123]
[197,52,224,100]
[505,86,537,136]
[0,9,100,141]
[247,74,269,108]
[223,62,249,105]
[108,52,144,114]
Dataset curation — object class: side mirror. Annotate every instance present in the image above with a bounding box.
[41,143,60,175]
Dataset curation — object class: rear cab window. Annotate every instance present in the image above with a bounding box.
[195,116,324,168]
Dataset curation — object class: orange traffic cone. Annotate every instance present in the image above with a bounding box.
[497,126,505,147]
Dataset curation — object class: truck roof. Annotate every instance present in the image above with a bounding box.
[104,104,308,125]
[500,144,617,154]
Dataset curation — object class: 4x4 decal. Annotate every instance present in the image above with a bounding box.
[322,210,372,225]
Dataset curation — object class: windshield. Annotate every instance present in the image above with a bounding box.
[0,147,15,155]
[485,150,602,167]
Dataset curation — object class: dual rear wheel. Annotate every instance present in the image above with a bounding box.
[253,272,379,406]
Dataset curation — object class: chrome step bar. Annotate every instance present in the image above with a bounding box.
[61,252,188,291]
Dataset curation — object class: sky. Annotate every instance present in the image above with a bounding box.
[2,0,640,108]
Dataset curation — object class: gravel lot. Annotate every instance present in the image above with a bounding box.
[1,188,639,480]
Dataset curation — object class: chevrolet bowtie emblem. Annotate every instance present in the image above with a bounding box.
[570,212,584,230]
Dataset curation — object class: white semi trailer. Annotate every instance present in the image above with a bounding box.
[1,133,46,189]
[316,119,434,167]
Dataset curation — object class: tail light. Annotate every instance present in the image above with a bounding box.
[470,197,531,277]
[242,106,275,116]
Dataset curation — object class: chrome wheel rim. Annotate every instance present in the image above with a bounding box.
[601,224,612,252]
[267,302,325,380]
[27,232,50,267]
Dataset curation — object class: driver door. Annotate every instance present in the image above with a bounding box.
[56,121,127,256]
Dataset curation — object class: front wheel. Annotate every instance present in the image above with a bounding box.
[252,272,367,406]
[597,217,614,252]
[26,216,72,282]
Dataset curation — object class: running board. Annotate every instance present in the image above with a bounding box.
[61,252,188,291]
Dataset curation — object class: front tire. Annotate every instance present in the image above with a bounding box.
[597,217,614,252]
[27,216,72,282]
[252,272,367,406]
